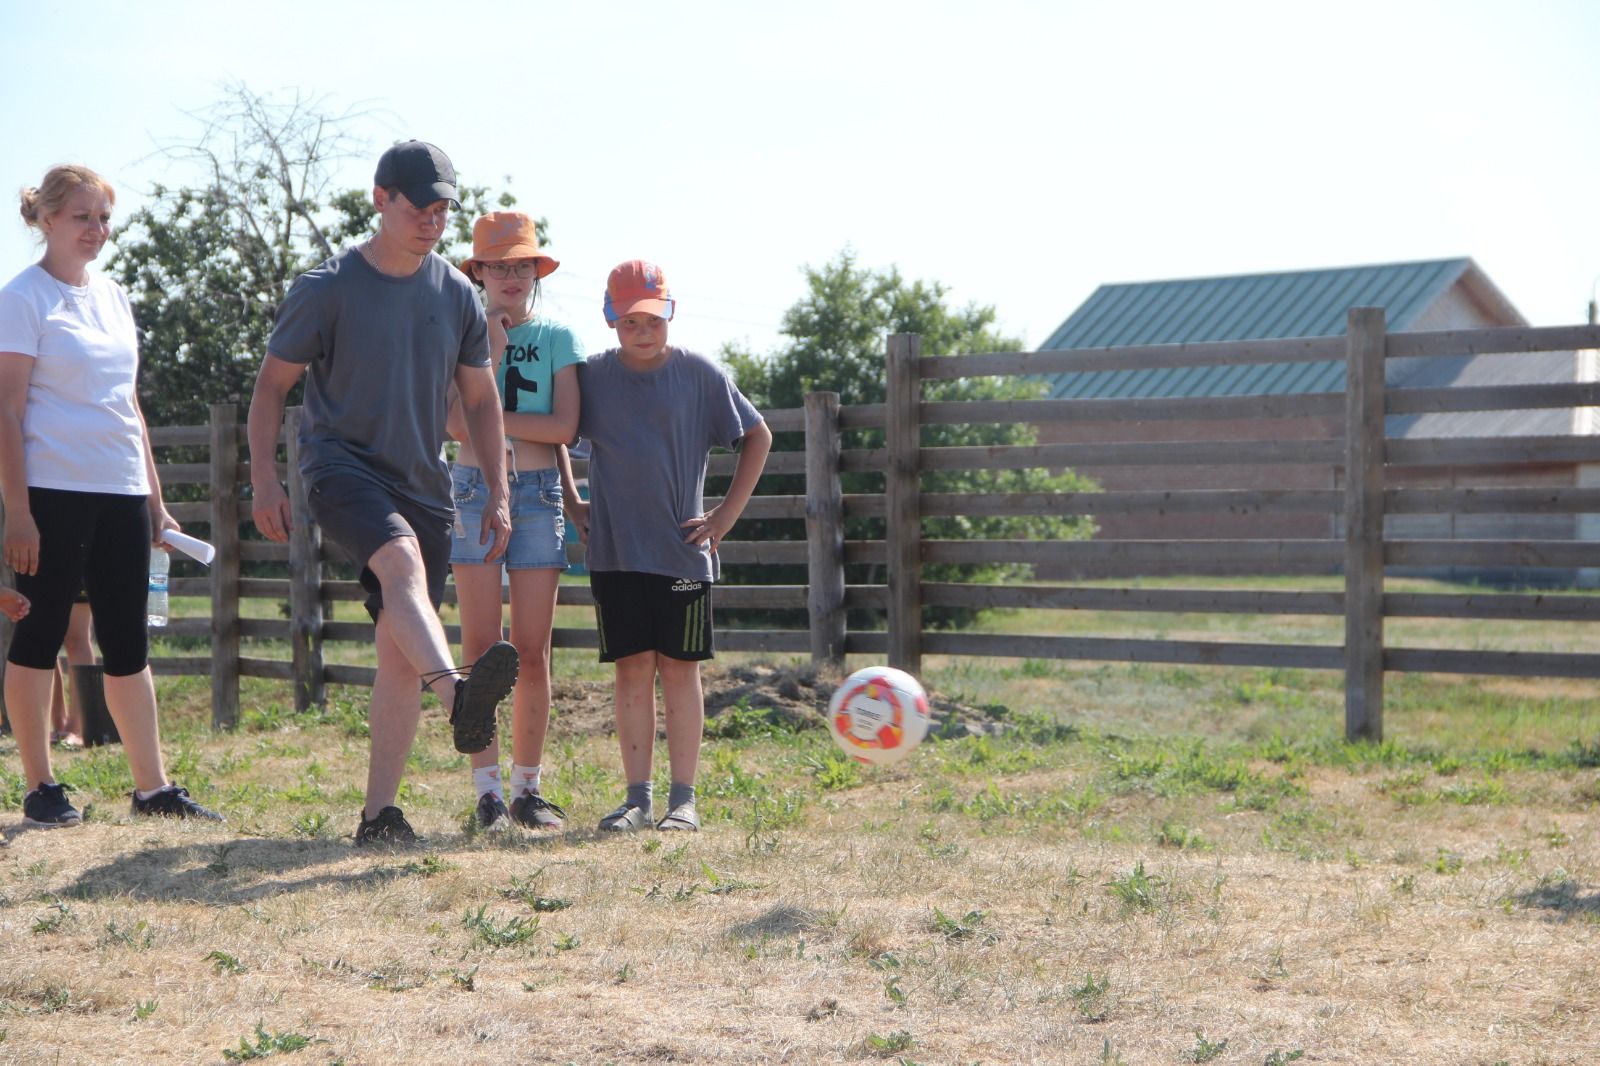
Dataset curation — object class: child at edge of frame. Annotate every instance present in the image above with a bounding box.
[0,589,27,743]
[0,587,29,624]
[566,260,772,832]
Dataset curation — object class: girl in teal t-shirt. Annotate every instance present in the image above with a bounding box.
[448,211,582,831]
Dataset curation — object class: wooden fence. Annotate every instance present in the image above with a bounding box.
[3,310,1599,742]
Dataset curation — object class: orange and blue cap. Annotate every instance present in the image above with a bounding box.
[603,260,674,325]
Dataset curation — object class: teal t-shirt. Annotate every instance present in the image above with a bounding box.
[498,317,584,415]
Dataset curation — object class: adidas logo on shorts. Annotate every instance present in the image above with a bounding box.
[671,578,703,593]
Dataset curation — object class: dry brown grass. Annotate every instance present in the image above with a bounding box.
[2,647,1599,1064]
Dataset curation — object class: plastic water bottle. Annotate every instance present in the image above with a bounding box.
[147,547,169,628]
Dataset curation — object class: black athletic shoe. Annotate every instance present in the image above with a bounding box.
[476,792,511,831]
[451,641,518,754]
[509,790,566,830]
[131,785,224,821]
[23,782,82,827]
[354,805,418,846]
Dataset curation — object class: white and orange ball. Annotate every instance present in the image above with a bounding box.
[827,666,932,766]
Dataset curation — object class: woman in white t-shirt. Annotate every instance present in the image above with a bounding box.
[0,165,220,827]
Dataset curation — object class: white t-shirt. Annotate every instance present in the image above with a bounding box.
[0,264,150,494]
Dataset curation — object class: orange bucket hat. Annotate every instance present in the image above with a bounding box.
[459,211,559,282]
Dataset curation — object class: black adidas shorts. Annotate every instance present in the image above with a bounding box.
[590,570,713,663]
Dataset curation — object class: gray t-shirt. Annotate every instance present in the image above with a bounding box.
[576,347,763,581]
[267,247,489,515]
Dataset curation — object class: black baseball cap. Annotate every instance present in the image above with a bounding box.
[374,140,460,208]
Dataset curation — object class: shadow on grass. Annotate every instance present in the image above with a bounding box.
[60,836,459,904]
[1513,877,1600,921]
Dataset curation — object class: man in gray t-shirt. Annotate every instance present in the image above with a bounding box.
[247,141,519,846]
[266,247,484,517]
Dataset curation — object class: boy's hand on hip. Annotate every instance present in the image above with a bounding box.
[681,512,732,554]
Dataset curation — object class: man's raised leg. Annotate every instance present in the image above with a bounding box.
[366,538,457,700]
[364,536,517,755]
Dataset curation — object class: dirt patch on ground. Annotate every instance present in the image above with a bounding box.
[549,661,1007,738]
[546,678,616,737]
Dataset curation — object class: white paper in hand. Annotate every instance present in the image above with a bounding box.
[161,529,216,566]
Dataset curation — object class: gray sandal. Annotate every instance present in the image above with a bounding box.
[598,803,651,832]
[655,804,700,832]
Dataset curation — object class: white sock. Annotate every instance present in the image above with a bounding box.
[511,764,542,797]
[472,764,503,799]
[134,786,168,802]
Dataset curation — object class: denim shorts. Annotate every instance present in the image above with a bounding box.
[449,464,567,570]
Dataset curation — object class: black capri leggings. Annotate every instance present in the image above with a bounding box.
[7,487,152,676]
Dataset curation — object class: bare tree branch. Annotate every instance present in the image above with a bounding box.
[142,82,389,268]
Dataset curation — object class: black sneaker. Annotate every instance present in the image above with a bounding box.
[450,641,519,754]
[509,790,566,830]
[131,785,224,821]
[23,782,82,827]
[476,792,511,831]
[354,805,418,846]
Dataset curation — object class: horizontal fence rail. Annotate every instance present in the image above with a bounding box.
[5,317,1598,740]
[918,335,1348,378]
[1384,324,1600,359]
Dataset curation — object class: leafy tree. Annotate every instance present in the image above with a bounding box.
[111,182,283,428]
[108,83,534,427]
[722,250,1096,629]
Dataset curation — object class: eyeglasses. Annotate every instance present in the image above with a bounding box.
[480,261,538,280]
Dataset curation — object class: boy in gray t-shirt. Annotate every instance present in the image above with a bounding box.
[571,260,771,832]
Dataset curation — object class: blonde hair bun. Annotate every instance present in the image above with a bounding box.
[18,165,114,231]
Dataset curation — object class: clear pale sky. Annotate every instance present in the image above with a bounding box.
[4,0,1598,359]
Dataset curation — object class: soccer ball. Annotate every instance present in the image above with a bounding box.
[827,666,932,766]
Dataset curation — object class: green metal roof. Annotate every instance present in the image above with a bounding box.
[1039,259,1474,400]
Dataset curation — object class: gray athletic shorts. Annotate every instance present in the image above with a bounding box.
[307,472,452,623]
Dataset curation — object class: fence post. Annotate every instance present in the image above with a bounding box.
[805,391,846,668]
[885,333,923,674]
[208,404,241,729]
[284,406,325,711]
[1344,307,1387,741]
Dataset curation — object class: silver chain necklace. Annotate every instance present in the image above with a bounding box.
[42,265,87,310]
